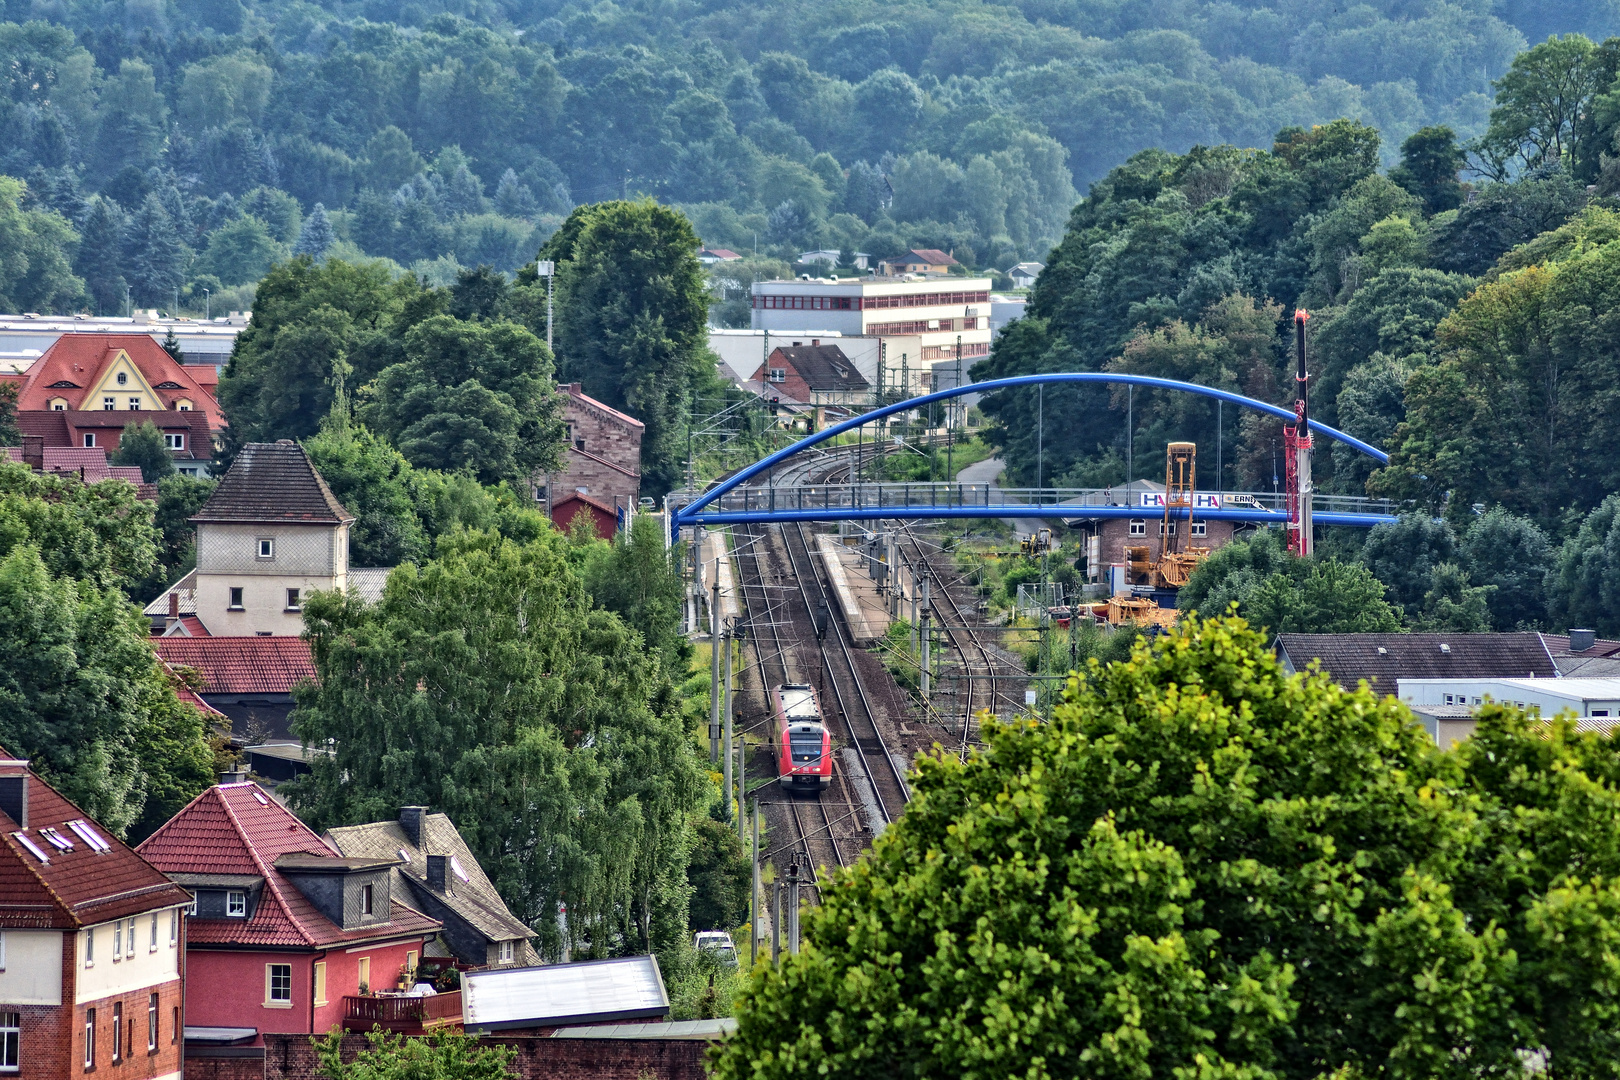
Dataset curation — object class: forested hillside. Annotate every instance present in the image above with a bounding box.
[0,0,1609,313]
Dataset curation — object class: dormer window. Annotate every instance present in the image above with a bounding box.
[226,890,246,917]
[48,397,66,411]
[361,883,373,915]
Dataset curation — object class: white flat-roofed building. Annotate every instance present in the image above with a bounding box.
[1398,676,1620,746]
[750,278,993,369]
[0,311,247,367]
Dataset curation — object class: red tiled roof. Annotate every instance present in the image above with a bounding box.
[152,638,313,694]
[0,758,192,929]
[15,334,223,431]
[138,785,439,948]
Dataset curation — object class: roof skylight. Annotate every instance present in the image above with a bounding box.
[39,827,73,851]
[13,832,49,863]
[65,820,110,851]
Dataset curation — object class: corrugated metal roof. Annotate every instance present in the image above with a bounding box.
[463,956,668,1029]
[549,1019,735,1040]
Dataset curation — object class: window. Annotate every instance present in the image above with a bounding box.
[360,884,373,915]
[498,940,515,963]
[147,994,157,1051]
[169,910,177,945]
[226,891,246,917]
[405,951,418,982]
[84,928,94,967]
[164,434,184,450]
[1128,519,1147,537]
[0,1010,17,1070]
[125,918,135,957]
[150,913,158,951]
[356,957,371,992]
[83,433,95,448]
[228,587,244,610]
[767,367,786,383]
[176,400,192,412]
[285,588,301,612]
[266,964,292,1005]
[312,962,327,1006]
[0,931,5,971]
[257,538,274,558]
[110,1004,120,1063]
[128,397,141,410]
[52,401,65,411]
[84,1009,94,1069]
[1190,521,1207,538]
[116,372,127,386]
[186,896,196,917]
[112,921,121,961]
[1159,522,1177,537]
[170,1008,178,1046]
[1443,694,1455,706]
[103,397,115,410]
[1594,709,1611,717]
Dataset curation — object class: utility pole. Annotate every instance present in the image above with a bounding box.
[786,861,802,955]
[709,563,721,763]
[537,260,555,352]
[736,739,746,842]
[771,879,782,963]
[1036,382,1044,495]
[204,287,211,321]
[1293,309,1314,556]
[722,624,734,822]
[920,578,931,702]
[750,803,760,966]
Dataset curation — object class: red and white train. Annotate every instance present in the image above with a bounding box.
[771,684,832,793]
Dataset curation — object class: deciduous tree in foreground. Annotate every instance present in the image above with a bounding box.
[714,614,1620,1079]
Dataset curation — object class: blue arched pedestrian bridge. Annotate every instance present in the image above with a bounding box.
[669,374,1399,532]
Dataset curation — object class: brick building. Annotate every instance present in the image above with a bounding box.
[0,334,225,477]
[748,344,870,406]
[0,754,193,1080]
[535,384,643,522]
[137,784,440,1049]
[1062,489,1246,586]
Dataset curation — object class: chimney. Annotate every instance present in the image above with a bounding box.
[166,591,180,632]
[426,854,448,892]
[399,806,427,847]
[0,768,27,828]
[1570,628,1597,652]
[21,435,43,471]
[219,769,248,784]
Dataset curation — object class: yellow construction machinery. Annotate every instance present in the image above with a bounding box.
[1102,442,1212,625]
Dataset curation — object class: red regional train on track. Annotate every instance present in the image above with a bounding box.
[771,684,832,793]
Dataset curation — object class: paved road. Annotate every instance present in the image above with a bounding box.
[954,457,1039,539]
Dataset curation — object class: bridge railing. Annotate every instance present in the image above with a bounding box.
[666,484,1398,519]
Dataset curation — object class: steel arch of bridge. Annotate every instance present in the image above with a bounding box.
[671,373,1393,530]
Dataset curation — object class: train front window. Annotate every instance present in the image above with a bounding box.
[790,733,823,763]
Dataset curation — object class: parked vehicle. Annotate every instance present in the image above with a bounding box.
[772,684,832,793]
[694,930,738,968]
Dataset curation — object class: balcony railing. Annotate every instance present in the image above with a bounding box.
[342,991,462,1032]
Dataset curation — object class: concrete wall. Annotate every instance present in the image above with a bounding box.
[264,1033,711,1080]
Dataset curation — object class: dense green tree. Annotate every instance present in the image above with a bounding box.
[141,473,215,598]
[0,382,16,446]
[0,175,81,313]
[195,216,283,286]
[1177,528,1400,631]
[313,1026,515,1080]
[1459,507,1553,630]
[1360,514,1461,618]
[302,415,427,568]
[714,615,1510,1079]
[122,192,187,308]
[110,420,176,483]
[293,203,335,258]
[1428,168,1588,276]
[0,458,157,593]
[577,514,690,672]
[547,200,713,496]
[0,544,211,840]
[361,315,563,486]
[288,529,706,962]
[218,257,422,451]
[685,815,750,932]
[1546,494,1620,637]
[75,195,128,315]
[1389,125,1467,215]
[1412,561,1494,632]
[1475,35,1617,182]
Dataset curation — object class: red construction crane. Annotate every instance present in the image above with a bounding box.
[1284,309,1313,556]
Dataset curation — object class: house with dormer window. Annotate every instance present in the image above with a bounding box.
[137,784,441,1048]
[0,753,192,1080]
[0,334,222,476]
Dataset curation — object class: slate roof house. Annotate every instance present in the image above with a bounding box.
[749,343,870,406]
[1273,632,1620,689]
[324,807,537,970]
[0,754,193,1080]
[137,784,441,1047]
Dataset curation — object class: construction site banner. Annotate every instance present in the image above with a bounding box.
[1138,492,1223,510]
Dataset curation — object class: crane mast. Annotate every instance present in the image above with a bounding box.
[1284,309,1313,557]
